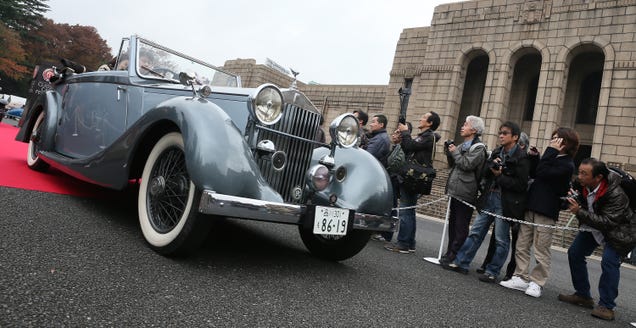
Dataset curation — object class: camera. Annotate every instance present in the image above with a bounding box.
[560,189,580,201]
[488,160,504,170]
[444,139,455,149]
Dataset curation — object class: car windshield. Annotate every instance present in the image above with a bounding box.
[134,38,239,87]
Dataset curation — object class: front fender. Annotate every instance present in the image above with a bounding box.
[311,147,393,217]
[153,97,283,203]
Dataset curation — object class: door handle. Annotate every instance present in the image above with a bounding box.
[117,86,127,101]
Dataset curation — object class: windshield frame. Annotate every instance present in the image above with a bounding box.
[116,35,240,88]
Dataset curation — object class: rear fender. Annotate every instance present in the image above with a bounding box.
[15,91,60,152]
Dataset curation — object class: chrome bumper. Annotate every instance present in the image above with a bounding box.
[198,190,396,232]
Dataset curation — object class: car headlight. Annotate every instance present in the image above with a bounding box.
[306,165,331,191]
[329,113,359,148]
[249,84,283,125]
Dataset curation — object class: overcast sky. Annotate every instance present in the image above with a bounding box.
[45,0,465,85]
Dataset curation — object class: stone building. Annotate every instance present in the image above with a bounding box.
[222,0,636,246]
[385,0,636,173]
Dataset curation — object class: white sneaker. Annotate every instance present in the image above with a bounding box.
[499,276,529,291]
[525,281,542,298]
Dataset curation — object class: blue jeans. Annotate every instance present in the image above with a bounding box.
[454,192,511,277]
[396,185,419,249]
[381,176,400,242]
[567,231,621,309]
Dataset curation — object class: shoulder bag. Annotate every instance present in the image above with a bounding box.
[399,138,436,195]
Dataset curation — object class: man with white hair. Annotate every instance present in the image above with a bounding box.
[439,115,487,264]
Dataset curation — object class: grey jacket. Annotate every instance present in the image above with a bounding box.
[445,140,487,205]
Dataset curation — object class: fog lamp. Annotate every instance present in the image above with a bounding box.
[306,165,331,191]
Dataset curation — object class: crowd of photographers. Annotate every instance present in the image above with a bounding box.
[351,110,635,322]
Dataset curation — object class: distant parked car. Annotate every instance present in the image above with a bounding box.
[5,107,22,118]
[16,35,396,261]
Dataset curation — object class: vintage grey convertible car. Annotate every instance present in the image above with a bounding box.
[16,36,395,261]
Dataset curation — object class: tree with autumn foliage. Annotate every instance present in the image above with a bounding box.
[0,0,112,95]
[24,19,112,71]
[0,22,30,79]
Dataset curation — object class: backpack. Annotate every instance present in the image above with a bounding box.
[386,144,406,175]
[609,166,636,211]
[469,143,488,196]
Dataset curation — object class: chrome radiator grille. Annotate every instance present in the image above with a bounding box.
[256,103,321,203]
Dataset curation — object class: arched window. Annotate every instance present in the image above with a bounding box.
[454,53,489,142]
[523,75,539,121]
[575,71,602,124]
[506,51,541,128]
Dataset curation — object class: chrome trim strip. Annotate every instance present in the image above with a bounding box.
[199,191,302,224]
[198,190,396,231]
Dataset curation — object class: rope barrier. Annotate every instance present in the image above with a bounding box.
[393,194,594,233]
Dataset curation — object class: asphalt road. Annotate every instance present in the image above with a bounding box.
[1,186,634,327]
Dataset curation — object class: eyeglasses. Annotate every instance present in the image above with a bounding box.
[498,131,511,135]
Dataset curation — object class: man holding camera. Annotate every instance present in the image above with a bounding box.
[443,121,529,283]
[385,111,440,254]
[440,115,487,264]
[559,158,636,321]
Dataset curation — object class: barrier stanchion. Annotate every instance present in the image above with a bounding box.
[423,196,451,265]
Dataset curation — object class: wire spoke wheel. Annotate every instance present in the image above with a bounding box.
[147,147,190,233]
[138,132,210,256]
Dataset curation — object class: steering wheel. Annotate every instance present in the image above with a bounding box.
[152,67,179,80]
[140,66,178,80]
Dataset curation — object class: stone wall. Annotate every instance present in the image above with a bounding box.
[302,85,387,135]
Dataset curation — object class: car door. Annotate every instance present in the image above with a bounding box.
[55,73,129,158]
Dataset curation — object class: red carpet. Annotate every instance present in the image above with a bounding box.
[0,122,127,198]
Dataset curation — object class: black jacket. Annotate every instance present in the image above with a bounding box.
[480,144,530,220]
[526,147,575,220]
[400,129,439,167]
[366,129,391,166]
[574,173,636,257]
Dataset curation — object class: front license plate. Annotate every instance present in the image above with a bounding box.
[313,206,350,236]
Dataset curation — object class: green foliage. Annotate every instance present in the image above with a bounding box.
[0,0,49,33]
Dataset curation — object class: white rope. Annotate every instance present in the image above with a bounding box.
[393,195,448,211]
[452,196,594,232]
[392,194,594,233]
